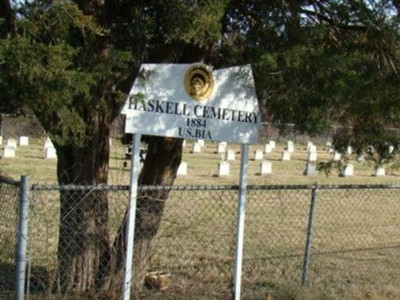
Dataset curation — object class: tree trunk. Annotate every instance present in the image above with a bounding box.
[55,118,112,294]
[106,136,183,294]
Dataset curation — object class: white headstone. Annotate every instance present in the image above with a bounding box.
[45,146,57,159]
[325,141,332,149]
[374,166,385,176]
[286,141,294,153]
[333,151,341,161]
[308,151,317,162]
[197,139,205,147]
[259,160,272,175]
[7,138,17,149]
[303,162,318,176]
[306,141,313,150]
[177,161,187,176]
[347,146,352,155]
[2,145,16,158]
[389,145,394,153]
[217,142,226,153]
[308,144,317,153]
[0,136,2,145]
[44,138,54,150]
[191,143,201,153]
[225,149,236,161]
[217,161,230,176]
[269,140,276,149]
[341,164,354,177]
[357,154,365,162]
[254,149,263,160]
[182,140,186,147]
[264,144,272,153]
[19,136,29,146]
[281,150,291,161]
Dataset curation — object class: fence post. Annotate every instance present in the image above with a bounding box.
[15,176,30,300]
[301,184,318,286]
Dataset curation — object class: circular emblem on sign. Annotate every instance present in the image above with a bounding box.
[184,64,214,101]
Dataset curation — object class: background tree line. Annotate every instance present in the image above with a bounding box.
[1,0,400,296]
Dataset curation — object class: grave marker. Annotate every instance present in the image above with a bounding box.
[286,141,294,153]
[45,146,57,159]
[44,138,54,150]
[217,161,230,176]
[2,145,16,158]
[281,150,291,161]
[19,136,29,146]
[269,140,276,149]
[217,142,226,153]
[259,160,272,175]
[303,162,318,176]
[254,149,263,160]
[177,161,188,176]
[374,166,385,176]
[191,143,201,153]
[308,144,317,153]
[347,146,353,155]
[308,151,317,162]
[7,138,17,149]
[264,144,272,153]
[341,164,354,177]
[225,149,236,161]
[333,151,341,161]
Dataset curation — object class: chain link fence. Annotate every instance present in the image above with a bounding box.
[0,175,20,299]
[1,178,400,299]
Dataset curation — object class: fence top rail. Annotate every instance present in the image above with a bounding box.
[30,183,400,191]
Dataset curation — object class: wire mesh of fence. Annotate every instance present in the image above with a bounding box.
[0,175,19,295]
[1,181,400,299]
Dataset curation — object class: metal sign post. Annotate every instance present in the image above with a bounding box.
[233,143,249,300]
[121,63,261,299]
[123,133,142,300]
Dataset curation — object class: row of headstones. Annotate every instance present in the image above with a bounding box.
[0,136,57,159]
[182,140,386,177]
[187,139,326,163]
[176,160,273,177]
[177,159,386,177]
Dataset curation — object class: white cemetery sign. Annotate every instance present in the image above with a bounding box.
[121,63,261,300]
[121,64,261,143]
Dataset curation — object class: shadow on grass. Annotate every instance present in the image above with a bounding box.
[0,263,50,295]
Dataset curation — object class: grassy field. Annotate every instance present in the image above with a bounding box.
[2,137,400,186]
[1,137,400,300]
